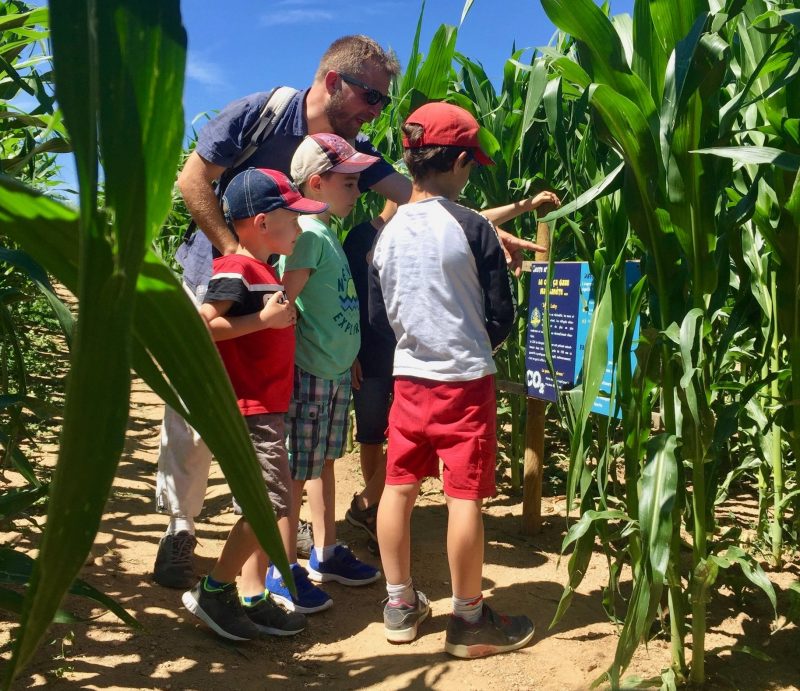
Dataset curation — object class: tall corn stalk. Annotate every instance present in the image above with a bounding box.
[541,0,792,685]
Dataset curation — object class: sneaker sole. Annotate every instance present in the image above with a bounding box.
[181,591,256,642]
[268,591,334,614]
[345,509,378,542]
[306,566,382,587]
[251,622,306,636]
[153,572,195,589]
[444,624,535,659]
[385,604,431,643]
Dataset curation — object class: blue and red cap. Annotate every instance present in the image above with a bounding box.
[222,167,328,221]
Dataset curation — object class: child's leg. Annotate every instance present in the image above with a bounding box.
[357,443,386,501]
[209,517,258,584]
[239,515,292,598]
[445,496,484,599]
[377,481,421,585]
[306,458,336,549]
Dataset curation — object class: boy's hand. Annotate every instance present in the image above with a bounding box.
[525,190,561,211]
[351,358,363,390]
[260,290,297,329]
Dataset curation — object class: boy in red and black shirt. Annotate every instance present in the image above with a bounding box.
[181,168,327,641]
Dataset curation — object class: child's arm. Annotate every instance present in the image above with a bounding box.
[281,269,311,303]
[481,190,561,227]
[200,291,296,342]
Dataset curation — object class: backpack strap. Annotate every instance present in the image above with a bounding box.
[181,86,300,243]
[232,86,299,169]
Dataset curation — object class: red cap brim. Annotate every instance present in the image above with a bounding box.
[473,148,494,166]
[285,197,329,214]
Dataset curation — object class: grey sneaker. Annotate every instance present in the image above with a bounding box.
[245,597,307,636]
[153,530,197,589]
[444,604,534,659]
[296,520,313,559]
[345,495,378,541]
[383,590,430,643]
[182,578,259,641]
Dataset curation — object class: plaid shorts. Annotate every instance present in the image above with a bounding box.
[286,366,352,481]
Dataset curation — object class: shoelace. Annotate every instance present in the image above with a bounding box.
[172,534,196,566]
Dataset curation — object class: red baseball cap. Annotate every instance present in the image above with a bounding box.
[402,101,494,166]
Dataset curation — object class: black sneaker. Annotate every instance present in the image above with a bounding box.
[244,597,307,636]
[182,578,259,641]
[153,530,197,589]
[383,590,430,643]
[444,604,534,658]
[345,495,378,541]
[296,520,313,559]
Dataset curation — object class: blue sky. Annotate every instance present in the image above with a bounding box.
[181,0,634,132]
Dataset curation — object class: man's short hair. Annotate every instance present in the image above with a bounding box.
[401,123,469,180]
[315,35,400,82]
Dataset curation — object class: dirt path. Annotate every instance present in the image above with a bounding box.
[5,378,799,690]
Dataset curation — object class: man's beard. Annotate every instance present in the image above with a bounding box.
[325,90,361,140]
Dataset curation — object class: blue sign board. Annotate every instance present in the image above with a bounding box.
[524,261,641,417]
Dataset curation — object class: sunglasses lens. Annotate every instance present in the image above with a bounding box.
[365,90,381,106]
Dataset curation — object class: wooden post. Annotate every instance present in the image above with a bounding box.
[521,205,553,535]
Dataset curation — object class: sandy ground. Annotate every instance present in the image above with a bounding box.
[3,377,799,690]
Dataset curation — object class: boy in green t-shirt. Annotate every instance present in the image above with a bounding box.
[265,133,381,613]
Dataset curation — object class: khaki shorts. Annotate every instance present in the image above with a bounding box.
[232,413,291,520]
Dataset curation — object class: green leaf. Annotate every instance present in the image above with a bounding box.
[538,162,623,222]
[0,248,74,345]
[0,548,137,627]
[410,23,458,109]
[0,485,49,522]
[638,434,678,586]
[692,145,800,171]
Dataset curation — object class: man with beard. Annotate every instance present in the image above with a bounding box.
[154,34,540,589]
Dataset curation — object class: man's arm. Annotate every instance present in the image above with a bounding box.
[369,170,411,204]
[177,151,239,256]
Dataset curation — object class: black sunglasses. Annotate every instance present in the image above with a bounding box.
[339,72,391,109]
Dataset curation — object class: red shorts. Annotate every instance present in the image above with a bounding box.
[386,375,497,500]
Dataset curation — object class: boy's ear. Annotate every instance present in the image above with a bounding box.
[254,212,269,231]
[455,150,471,170]
[306,173,324,194]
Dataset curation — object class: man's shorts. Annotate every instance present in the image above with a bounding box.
[353,376,393,444]
[232,413,291,520]
[386,375,497,500]
[286,366,352,481]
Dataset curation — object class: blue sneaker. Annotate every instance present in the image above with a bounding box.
[266,563,333,614]
[307,545,381,586]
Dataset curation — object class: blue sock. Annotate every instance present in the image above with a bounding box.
[204,574,229,591]
[242,591,265,607]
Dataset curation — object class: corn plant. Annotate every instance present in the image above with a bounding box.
[0,2,291,685]
[540,0,795,685]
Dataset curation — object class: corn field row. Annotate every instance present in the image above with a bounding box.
[0,0,798,688]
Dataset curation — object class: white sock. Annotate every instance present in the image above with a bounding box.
[453,594,483,623]
[386,579,415,606]
[167,517,194,535]
[314,544,337,562]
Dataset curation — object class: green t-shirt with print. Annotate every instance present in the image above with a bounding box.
[279,216,360,380]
